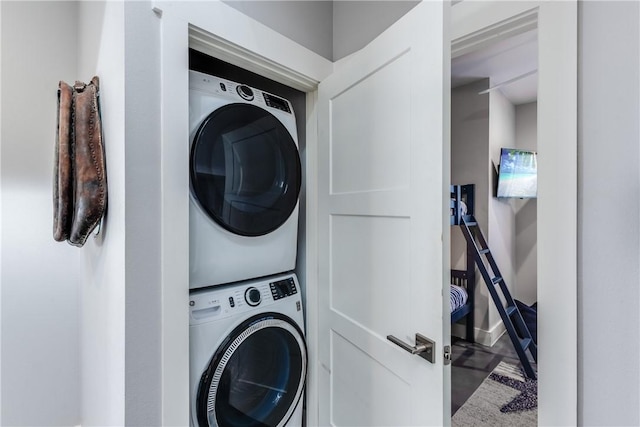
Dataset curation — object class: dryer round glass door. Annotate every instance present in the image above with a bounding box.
[191,103,302,237]
[196,313,307,427]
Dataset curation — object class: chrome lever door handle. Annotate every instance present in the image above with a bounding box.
[387,333,436,363]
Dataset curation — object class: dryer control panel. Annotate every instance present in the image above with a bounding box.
[270,277,297,300]
[189,70,294,117]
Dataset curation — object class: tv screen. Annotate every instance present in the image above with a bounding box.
[497,148,537,198]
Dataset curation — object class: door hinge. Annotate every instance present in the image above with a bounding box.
[444,345,452,365]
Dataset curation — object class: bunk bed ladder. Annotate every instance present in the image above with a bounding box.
[460,215,538,380]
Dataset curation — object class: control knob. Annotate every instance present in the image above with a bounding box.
[245,287,261,306]
[236,84,254,101]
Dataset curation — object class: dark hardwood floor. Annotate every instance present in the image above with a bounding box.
[451,333,526,415]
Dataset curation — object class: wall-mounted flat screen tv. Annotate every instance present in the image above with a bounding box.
[497,148,537,198]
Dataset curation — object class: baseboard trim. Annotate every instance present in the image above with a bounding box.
[452,321,506,347]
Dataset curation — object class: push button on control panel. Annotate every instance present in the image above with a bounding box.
[228,296,235,308]
[236,84,254,101]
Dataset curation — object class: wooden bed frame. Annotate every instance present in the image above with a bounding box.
[450,184,476,342]
[450,183,474,226]
[450,269,475,342]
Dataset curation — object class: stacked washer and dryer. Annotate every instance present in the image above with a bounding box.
[188,70,306,427]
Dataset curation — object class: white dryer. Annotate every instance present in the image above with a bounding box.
[189,70,302,289]
[189,272,306,427]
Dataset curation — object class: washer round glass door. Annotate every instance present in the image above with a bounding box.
[191,103,302,237]
[196,313,307,427]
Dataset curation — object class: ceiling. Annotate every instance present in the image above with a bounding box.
[451,29,538,105]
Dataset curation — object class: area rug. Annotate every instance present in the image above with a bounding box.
[452,361,537,427]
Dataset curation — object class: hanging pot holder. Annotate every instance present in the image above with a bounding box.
[53,76,107,247]
[53,81,74,242]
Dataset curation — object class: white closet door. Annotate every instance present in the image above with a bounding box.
[317,1,450,425]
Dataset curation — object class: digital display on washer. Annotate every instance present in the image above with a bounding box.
[263,93,291,113]
[270,278,297,300]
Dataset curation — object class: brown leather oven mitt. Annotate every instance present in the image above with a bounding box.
[53,76,107,247]
[53,81,74,242]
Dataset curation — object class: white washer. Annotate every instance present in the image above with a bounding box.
[190,272,306,427]
[189,70,302,289]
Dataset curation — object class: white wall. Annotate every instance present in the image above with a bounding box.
[123,2,163,424]
[4,2,638,426]
[76,1,127,425]
[514,102,537,304]
[79,1,167,424]
[0,2,81,425]
[488,88,516,334]
[1,2,159,424]
[578,1,640,425]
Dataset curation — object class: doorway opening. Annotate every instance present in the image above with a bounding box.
[449,26,539,424]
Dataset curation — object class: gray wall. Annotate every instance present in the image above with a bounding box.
[488,88,516,334]
[451,80,519,344]
[223,0,418,61]
[578,1,640,425]
[514,102,537,305]
[222,0,333,60]
[451,80,491,335]
[333,1,419,60]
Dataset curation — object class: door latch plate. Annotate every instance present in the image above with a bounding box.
[444,345,452,365]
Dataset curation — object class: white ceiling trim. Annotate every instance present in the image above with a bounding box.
[477,69,537,95]
[189,25,321,92]
[452,8,538,59]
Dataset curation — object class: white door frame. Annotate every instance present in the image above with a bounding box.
[154,1,577,425]
[452,2,577,426]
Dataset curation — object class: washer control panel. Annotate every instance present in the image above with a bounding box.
[270,277,297,301]
[189,273,300,325]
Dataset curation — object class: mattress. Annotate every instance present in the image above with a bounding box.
[450,284,468,313]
